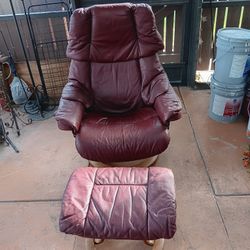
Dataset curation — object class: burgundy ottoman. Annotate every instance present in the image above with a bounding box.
[59,167,176,247]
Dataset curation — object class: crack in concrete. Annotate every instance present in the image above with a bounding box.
[177,87,235,250]
[209,137,238,149]
[0,169,25,180]
[177,87,250,197]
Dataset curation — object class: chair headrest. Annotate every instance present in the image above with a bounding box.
[67,3,163,62]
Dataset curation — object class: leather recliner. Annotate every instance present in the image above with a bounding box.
[55,3,182,163]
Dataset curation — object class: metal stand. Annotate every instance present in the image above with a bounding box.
[0,31,30,102]
[0,55,32,136]
[0,117,19,153]
[0,61,20,152]
[9,0,44,116]
[4,107,32,134]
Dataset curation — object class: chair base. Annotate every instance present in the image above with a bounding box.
[89,155,158,168]
[85,238,165,250]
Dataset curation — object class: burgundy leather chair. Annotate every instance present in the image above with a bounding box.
[55,3,182,163]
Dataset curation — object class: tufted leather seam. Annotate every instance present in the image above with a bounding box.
[89,12,95,108]
[69,55,164,63]
[89,9,92,61]
[130,4,141,59]
[84,109,158,124]
[131,5,144,108]
[82,168,98,234]
[85,114,160,125]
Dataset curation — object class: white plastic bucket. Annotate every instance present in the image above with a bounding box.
[209,75,245,123]
[214,28,250,85]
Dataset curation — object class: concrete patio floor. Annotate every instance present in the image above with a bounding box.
[1,87,250,250]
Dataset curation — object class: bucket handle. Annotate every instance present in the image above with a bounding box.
[213,46,234,63]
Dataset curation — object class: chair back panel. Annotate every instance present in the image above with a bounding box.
[91,60,142,113]
[67,3,164,113]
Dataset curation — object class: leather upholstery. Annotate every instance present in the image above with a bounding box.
[66,3,163,62]
[55,3,182,162]
[76,108,169,162]
[59,167,176,240]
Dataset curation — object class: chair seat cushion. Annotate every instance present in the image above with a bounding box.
[59,167,176,240]
[75,107,170,162]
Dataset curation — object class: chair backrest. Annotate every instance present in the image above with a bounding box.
[67,3,164,113]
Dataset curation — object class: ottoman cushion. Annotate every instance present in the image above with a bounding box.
[59,167,176,240]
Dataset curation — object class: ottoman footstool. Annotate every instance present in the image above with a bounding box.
[60,167,176,250]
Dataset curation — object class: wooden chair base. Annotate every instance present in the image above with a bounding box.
[89,155,158,168]
[151,239,165,250]
[84,238,164,250]
[93,238,104,244]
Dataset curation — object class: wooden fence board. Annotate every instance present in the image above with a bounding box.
[242,6,250,29]
[174,5,182,62]
[227,6,242,27]
[197,3,249,71]
[216,7,226,32]
[0,20,13,56]
[197,8,212,70]
[6,20,24,60]
[31,17,53,44]
[153,5,182,64]
[166,10,174,53]
[19,18,35,60]
[51,17,68,42]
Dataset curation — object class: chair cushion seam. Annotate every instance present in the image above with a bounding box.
[82,168,98,234]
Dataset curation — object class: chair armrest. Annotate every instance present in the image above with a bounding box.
[55,98,85,135]
[154,85,182,125]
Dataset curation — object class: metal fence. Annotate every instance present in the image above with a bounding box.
[0,0,71,61]
[0,0,71,102]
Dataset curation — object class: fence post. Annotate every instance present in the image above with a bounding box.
[186,0,202,87]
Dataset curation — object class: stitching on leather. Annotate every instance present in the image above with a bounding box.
[86,111,159,125]
[130,5,141,57]
[89,12,95,107]
[82,168,98,235]
[89,9,92,61]
[76,55,158,63]
[131,4,144,101]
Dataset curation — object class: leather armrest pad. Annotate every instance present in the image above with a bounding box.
[55,98,84,134]
[154,87,182,125]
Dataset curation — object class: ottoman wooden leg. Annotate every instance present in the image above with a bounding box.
[145,240,154,246]
[94,238,104,244]
[152,239,165,250]
[84,238,96,250]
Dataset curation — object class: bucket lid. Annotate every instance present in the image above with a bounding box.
[217,28,250,43]
[211,75,246,90]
